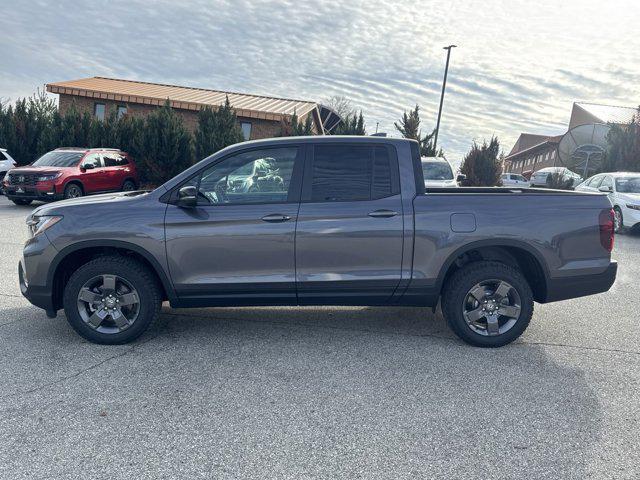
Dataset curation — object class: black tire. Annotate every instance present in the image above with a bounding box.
[442,261,534,348]
[11,198,33,206]
[614,207,625,234]
[64,183,83,199]
[122,179,136,191]
[62,255,162,344]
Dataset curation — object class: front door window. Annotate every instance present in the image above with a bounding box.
[193,147,298,205]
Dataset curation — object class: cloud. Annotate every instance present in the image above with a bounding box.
[1,0,638,160]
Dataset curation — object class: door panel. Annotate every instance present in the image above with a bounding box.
[165,203,299,303]
[295,143,404,304]
[79,153,106,193]
[164,145,303,305]
[295,195,404,303]
[102,153,129,190]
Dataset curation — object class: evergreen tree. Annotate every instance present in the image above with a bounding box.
[195,97,245,160]
[459,136,502,186]
[332,111,366,135]
[280,112,314,136]
[138,100,193,185]
[395,104,443,157]
[603,108,640,172]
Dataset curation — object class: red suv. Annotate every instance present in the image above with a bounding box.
[3,148,139,205]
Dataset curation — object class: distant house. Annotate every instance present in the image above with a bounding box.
[46,76,339,140]
[504,102,638,176]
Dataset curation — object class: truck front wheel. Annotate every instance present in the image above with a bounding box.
[442,261,534,348]
[62,255,162,344]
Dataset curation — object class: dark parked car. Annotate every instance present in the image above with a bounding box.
[19,137,616,347]
[3,147,138,205]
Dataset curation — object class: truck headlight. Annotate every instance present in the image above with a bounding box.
[626,204,640,211]
[26,215,63,237]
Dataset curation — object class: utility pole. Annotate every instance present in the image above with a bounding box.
[433,45,456,153]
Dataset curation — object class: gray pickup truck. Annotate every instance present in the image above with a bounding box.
[19,136,617,347]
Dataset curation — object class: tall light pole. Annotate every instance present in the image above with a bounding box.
[433,44,456,153]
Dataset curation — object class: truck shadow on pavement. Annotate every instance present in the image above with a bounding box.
[0,303,603,478]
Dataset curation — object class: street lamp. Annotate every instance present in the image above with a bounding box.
[433,44,457,153]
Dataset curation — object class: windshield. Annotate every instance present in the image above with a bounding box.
[616,177,640,193]
[32,151,83,167]
[422,161,453,180]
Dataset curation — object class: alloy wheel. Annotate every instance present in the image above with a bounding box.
[76,274,140,334]
[66,185,82,198]
[462,279,521,336]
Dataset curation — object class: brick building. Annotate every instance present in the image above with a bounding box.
[46,77,330,140]
[504,133,562,176]
[504,102,638,176]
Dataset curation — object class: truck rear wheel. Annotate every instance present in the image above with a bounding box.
[442,261,534,347]
[62,255,162,344]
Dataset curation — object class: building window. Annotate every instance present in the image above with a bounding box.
[117,105,127,119]
[94,103,106,121]
[240,122,252,140]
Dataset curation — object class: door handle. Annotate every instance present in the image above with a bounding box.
[261,214,292,223]
[368,209,398,218]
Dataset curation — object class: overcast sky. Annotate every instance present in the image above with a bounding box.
[1,0,638,162]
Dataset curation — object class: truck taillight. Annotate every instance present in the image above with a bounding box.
[599,208,615,252]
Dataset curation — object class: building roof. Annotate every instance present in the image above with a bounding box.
[569,102,638,129]
[46,76,322,125]
[507,133,552,156]
[505,133,562,160]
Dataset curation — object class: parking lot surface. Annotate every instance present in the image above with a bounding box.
[0,195,638,479]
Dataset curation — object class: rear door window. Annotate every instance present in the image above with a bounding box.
[306,144,398,202]
[0,152,6,160]
[103,153,129,167]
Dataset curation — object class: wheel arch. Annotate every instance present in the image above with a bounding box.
[122,177,137,188]
[48,240,175,310]
[436,239,549,303]
[62,179,84,194]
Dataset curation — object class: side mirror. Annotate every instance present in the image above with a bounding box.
[456,174,466,183]
[81,163,95,170]
[177,185,198,207]
[598,185,613,193]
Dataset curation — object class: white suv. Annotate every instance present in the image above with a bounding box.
[0,148,17,192]
[576,172,640,233]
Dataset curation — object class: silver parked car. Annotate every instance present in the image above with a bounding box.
[530,167,583,188]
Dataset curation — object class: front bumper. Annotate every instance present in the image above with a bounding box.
[5,184,63,202]
[19,261,55,314]
[19,233,59,315]
[545,261,617,303]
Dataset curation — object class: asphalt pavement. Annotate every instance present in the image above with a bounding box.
[0,195,638,479]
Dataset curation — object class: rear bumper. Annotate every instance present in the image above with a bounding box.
[544,261,617,303]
